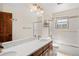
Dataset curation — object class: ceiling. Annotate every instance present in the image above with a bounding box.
[39,3,79,14]
[1,3,79,14]
[1,3,79,19]
[28,3,79,19]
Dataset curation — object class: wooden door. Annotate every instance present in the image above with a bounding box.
[0,12,12,42]
[4,13,12,41]
[0,12,4,42]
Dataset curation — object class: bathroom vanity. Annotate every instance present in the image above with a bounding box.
[0,39,53,56]
[30,41,52,56]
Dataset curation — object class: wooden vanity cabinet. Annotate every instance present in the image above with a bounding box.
[42,41,53,56]
[30,41,53,56]
[0,12,12,42]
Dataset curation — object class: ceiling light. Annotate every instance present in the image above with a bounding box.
[30,4,44,15]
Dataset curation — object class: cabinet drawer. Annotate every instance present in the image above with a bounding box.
[31,48,43,56]
[42,49,49,56]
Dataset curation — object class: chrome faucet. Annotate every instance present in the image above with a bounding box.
[34,35,41,40]
[38,35,41,40]
[0,42,4,53]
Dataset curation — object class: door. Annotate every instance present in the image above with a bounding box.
[4,12,12,42]
[0,12,12,42]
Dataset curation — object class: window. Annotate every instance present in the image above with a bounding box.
[55,18,69,29]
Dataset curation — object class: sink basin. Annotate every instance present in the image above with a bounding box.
[0,51,16,56]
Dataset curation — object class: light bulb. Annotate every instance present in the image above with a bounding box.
[40,10,44,14]
[30,4,37,12]
[36,12,40,15]
[30,4,44,15]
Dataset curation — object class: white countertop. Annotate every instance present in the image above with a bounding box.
[0,39,52,56]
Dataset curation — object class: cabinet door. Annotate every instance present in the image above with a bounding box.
[43,42,53,56]
[42,49,49,56]
[48,44,53,56]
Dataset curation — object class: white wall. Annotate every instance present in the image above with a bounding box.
[1,3,53,41]
[0,3,3,11]
[2,3,38,40]
[52,8,79,55]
